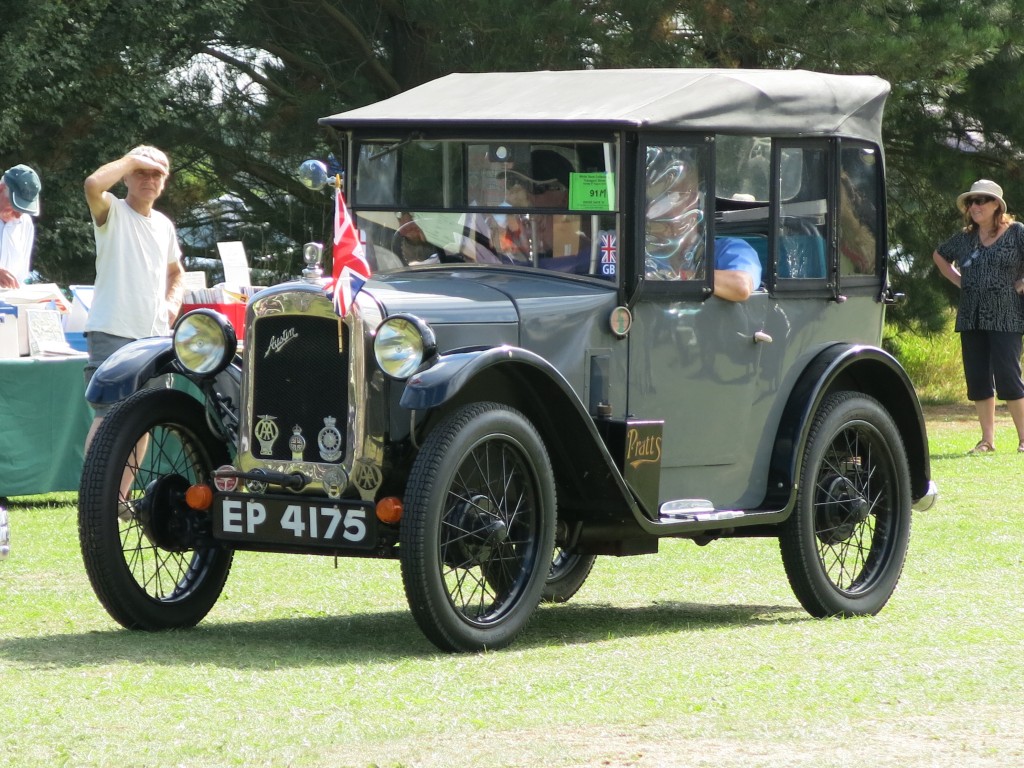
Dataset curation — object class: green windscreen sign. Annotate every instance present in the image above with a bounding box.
[569,172,615,211]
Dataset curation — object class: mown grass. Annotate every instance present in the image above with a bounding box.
[2,405,1023,767]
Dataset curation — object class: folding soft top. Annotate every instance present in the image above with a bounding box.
[320,69,890,144]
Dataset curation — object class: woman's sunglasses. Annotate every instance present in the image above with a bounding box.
[965,196,995,207]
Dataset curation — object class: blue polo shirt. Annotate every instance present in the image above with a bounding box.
[715,237,763,289]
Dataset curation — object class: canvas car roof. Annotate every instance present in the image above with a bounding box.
[320,69,890,144]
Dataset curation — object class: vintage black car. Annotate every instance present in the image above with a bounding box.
[80,69,936,652]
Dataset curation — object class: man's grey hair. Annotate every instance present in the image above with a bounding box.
[128,145,170,174]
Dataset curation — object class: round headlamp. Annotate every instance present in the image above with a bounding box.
[374,314,436,380]
[173,308,237,375]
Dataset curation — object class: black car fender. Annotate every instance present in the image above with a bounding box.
[85,336,242,413]
[400,345,649,526]
[84,336,177,406]
[764,343,931,510]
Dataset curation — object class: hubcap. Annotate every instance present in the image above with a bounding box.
[447,493,508,566]
[817,473,870,545]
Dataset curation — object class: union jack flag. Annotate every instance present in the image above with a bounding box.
[329,183,371,317]
[600,231,617,264]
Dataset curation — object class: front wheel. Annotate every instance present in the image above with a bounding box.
[78,388,234,630]
[400,402,556,652]
[779,391,912,617]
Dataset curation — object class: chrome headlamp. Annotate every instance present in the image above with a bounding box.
[173,308,238,375]
[373,314,436,380]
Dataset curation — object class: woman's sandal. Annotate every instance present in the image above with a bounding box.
[1018,441,1024,454]
[968,440,995,454]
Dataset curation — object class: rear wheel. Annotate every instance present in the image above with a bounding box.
[400,402,556,652]
[542,549,596,603]
[78,388,233,630]
[779,392,911,617]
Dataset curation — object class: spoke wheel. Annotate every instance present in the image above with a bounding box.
[780,392,911,617]
[79,388,233,630]
[401,402,555,652]
[541,548,596,603]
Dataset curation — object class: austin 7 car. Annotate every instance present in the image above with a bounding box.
[79,69,936,652]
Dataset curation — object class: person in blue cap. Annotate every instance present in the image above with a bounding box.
[0,164,41,288]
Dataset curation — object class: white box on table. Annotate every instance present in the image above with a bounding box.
[0,306,19,359]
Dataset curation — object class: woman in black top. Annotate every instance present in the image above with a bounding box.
[933,179,1024,453]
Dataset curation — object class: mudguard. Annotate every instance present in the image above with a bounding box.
[84,336,176,406]
[401,346,576,410]
[766,343,932,509]
[400,345,651,524]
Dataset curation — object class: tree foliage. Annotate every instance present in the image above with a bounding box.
[3,0,1024,330]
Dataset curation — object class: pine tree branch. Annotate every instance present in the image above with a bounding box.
[315,0,400,95]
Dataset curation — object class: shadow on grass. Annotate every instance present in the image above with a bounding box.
[2,493,77,509]
[0,598,805,669]
[931,450,980,460]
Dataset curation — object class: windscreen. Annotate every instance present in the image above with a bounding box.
[351,139,619,280]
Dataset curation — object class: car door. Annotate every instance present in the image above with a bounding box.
[628,136,784,509]
[628,291,777,509]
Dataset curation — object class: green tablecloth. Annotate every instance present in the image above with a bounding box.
[0,355,92,497]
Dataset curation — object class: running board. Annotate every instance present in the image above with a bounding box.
[659,499,746,524]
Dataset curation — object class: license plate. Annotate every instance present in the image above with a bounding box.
[213,493,375,549]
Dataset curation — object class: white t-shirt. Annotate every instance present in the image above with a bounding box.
[0,215,35,283]
[85,197,182,339]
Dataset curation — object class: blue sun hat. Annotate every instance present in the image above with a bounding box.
[3,164,41,216]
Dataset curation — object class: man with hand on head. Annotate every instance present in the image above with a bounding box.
[0,164,42,288]
[82,145,185,450]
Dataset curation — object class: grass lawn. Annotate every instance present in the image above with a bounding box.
[2,403,1022,767]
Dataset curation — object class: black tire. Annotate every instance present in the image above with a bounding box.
[78,388,233,630]
[400,402,556,652]
[779,391,911,617]
[541,548,596,604]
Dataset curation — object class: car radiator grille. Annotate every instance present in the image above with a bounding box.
[248,313,349,463]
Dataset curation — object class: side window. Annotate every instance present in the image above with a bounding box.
[839,145,881,277]
[644,144,707,281]
[775,143,829,281]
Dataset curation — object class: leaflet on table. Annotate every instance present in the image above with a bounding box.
[182,271,208,291]
[0,300,81,357]
[25,309,79,356]
[0,285,82,357]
